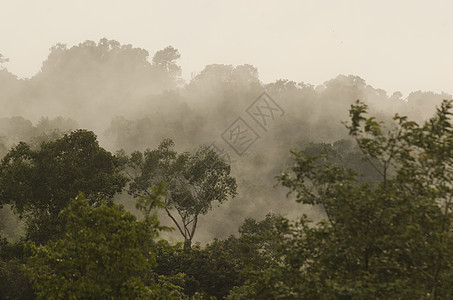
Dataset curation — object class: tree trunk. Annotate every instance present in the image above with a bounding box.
[183,238,192,251]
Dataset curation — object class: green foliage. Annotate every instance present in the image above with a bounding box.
[0,258,35,299]
[136,182,167,218]
[0,239,35,299]
[154,239,241,299]
[125,139,237,250]
[300,139,382,183]
[153,214,281,299]
[26,193,163,299]
[231,100,453,299]
[0,129,127,243]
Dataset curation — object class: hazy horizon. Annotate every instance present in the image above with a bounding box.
[1,0,452,97]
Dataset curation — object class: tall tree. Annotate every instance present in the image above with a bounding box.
[29,39,183,125]
[0,130,127,244]
[125,139,237,250]
[230,100,453,299]
[152,46,182,79]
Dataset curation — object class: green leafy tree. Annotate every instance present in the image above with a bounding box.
[0,130,127,243]
[125,139,237,250]
[152,214,280,299]
[0,239,35,299]
[298,139,382,184]
[26,193,165,299]
[230,100,453,299]
[154,240,240,299]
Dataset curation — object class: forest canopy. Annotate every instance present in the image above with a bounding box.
[0,39,452,299]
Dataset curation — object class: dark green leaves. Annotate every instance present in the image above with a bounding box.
[26,194,161,299]
[237,100,453,299]
[0,130,127,244]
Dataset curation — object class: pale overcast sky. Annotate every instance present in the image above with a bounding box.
[1,0,452,96]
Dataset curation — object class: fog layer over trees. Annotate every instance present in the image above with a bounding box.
[1,39,450,243]
[0,39,452,298]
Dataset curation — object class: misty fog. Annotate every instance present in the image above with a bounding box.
[0,38,451,244]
